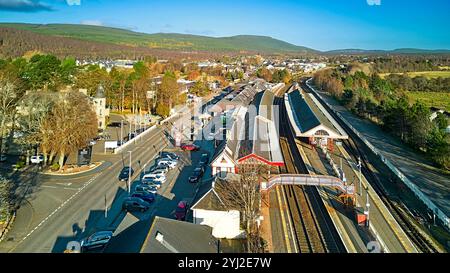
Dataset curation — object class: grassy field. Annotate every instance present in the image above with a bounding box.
[407,91,450,111]
[380,71,450,79]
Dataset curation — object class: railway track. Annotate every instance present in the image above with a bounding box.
[301,79,440,253]
[275,95,344,253]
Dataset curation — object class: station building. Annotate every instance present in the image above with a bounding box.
[211,89,284,178]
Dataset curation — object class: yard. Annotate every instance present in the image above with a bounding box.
[380,71,450,79]
[407,91,450,112]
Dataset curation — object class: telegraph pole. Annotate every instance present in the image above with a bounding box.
[358,157,362,196]
[365,186,370,227]
[128,151,132,194]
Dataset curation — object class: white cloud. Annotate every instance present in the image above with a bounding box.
[80,20,103,26]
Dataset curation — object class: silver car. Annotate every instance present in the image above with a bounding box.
[80,231,113,252]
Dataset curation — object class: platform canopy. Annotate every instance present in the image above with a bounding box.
[285,89,348,140]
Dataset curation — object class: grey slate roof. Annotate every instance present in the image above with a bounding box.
[141,217,217,253]
[95,85,106,98]
[288,89,321,133]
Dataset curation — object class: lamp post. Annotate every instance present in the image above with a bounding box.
[128,151,132,194]
[120,120,124,146]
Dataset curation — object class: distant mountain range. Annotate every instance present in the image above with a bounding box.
[0,23,449,56]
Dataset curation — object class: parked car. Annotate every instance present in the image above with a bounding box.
[142,173,166,183]
[122,197,151,212]
[135,184,158,194]
[80,231,113,252]
[30,155,44,164]
[160,151,180,161]
[148,164,169,174]
[118,167,134,181]
[175,201,188,221]
[150,170,167,178]
[199,153,209,168]
[140,179,162,188]
[181,144,200,151]
[132,192,156,203]
[157,158,177,169]
[0,154,6,162]
[188,167,204,184]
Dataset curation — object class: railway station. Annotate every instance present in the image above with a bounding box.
[285,87,348,152]
[210,89,284,177]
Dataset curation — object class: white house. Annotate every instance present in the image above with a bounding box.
[79,85,110,130]
[191,177,244,239]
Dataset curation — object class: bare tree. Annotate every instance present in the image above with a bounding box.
[215,162,269,253]
[0,81,19,155]
[47,91,98,170]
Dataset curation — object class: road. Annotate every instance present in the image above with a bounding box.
[0,95,217,253]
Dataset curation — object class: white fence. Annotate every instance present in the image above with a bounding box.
[306,78,450,230]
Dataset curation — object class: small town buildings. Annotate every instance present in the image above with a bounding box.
[191,176,244,239]
[79,85,110,130]
[140,216,218,253]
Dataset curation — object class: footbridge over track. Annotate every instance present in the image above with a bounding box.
[261,174,355,196]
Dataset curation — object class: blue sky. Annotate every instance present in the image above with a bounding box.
[0,0,449,51]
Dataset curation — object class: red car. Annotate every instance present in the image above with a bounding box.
[175,201,188,221]
[181,144,200,151]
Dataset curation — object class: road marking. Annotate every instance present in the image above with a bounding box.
[11,172,102,251]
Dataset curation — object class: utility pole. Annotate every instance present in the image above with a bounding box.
[358,157,362,196]
[128,151,132,194]
[365,186,370,228]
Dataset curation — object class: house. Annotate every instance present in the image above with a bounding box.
[191,176,244,239]
[140,217,219,253]
[92,85,110,130]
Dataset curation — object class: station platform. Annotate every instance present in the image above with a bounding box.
[285,82,417,253]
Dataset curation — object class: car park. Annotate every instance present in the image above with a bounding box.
[188,167,204,184]
[122,197,151,212]
[80,231,113,252]
[118,167,134,181]
[131,192,156,203]
[30,155,44,164]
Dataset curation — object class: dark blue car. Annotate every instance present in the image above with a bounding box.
[132,192,156,203]
[119,167,134,181]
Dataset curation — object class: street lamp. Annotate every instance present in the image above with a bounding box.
[128,151,132,194]
[120,120,124,145]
